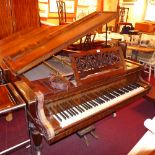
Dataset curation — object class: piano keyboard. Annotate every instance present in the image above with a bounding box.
[48,83,145,128]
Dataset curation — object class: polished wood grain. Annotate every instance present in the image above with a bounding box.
[0,85,15,110]
[3,12,118,74]
[0,83,25,113]
[127,45,154,53]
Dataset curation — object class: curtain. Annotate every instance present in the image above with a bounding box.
[0,0,40,39]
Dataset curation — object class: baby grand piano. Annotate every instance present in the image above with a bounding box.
[0,11,151,152]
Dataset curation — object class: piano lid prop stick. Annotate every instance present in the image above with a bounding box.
[35,91,55,139]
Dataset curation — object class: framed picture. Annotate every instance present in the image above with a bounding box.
[39,3,49,17]
[49,0,75,13]
[49,0,58,12]
[150,0,155,5]
[65,1,75,13]
[39,0,48,2]
[122,0,137,4]
[78,0,89,6]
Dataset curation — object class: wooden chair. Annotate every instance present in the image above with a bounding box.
[136,34,155,81]
[115,6,133,33]
[137,52,155,81]
[118,41,127,58]
[145,85,155,102]
[56,0,69,25]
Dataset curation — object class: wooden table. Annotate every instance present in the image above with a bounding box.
[127,45,154,53]
[145,85,155,102]
[128,117,155,155]
[127,45,154,60]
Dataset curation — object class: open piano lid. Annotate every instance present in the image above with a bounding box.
[3,11,118,75]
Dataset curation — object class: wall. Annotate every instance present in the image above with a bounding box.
[119,0,148,26]
[103,0,119,30]
[39,0,118,26]
[0,0,40,39]
[76,0,97,20]
[39,0,78,25]
[145,0,155,21]
[104,0,118,11]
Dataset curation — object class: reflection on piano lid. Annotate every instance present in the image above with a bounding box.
[0,11,151,147]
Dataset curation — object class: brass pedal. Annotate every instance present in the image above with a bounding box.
[91,131,99,139]
[83,135,89,146]
[5,113,13,122]
[113,112,117,117]
[77,125,99,146]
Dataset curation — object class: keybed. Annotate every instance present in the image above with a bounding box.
[46,82,145,128]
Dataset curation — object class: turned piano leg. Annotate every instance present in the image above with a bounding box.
[29,123,43,155]
[5,112,13,122]
[113,112,117,117]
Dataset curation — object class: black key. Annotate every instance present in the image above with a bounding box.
[81,98,92,109]
[100,95,109,101]
[66,102,78,115]
[62,103,74,117]
[131,83,140,88]
[109,92,116,98]
[58,105,70,119]
[126,85,134,90]
[81,103,89,110]
[133,83,140,87]
[91,100,99,106]
[102,95,110,101]
[119,88,127,93]
[105,94,112,99]
[122,87,129,92]
[88,100,97,107]
[105,89,115,99]
[104,93,111,98]
[61,103,74,117]
[54,105,66,120]
[70,100,84,112]
[86,101,94,108]
[128,84,136,89]
[84,102,92,109]
[85,95,98,106]
[124,86,132,91]
[72,106,81,114]
[116,89,124,95]
[111,91,120,97]
[59,112,67,120]
[128,84,135,90]
[76,105,85,113]
[106,88,118,98]
[50,107,62,122]
[95,98,104,104]
[89,94,104,106]
[71,107,79,115]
